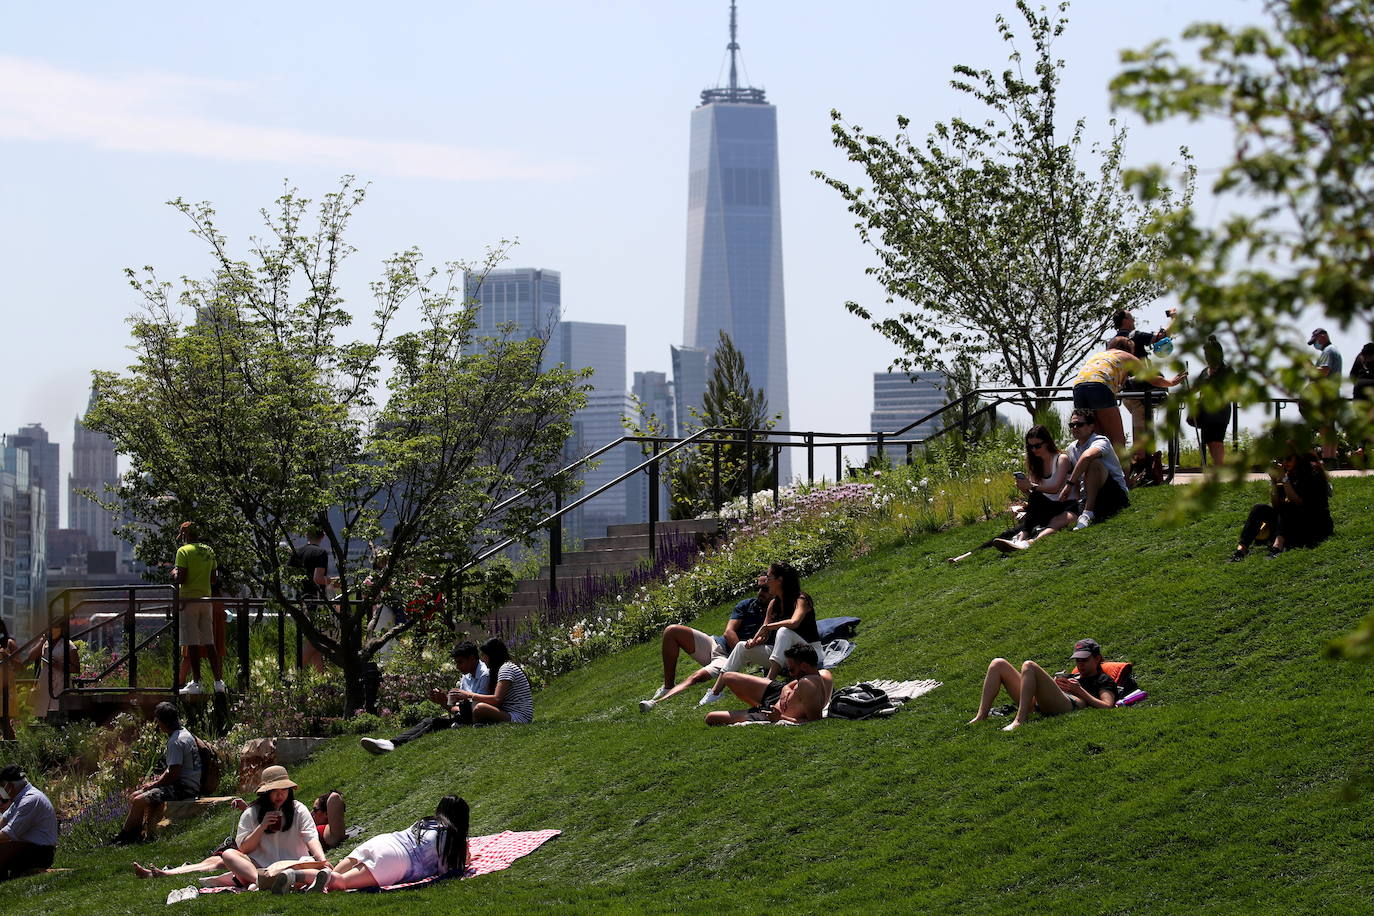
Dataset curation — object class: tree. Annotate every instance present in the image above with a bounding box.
[1112,0,1373,450]
[815,0,1193,416]
[669,331,777,519]
[1110,0,1374,648]
[87,178,588,711]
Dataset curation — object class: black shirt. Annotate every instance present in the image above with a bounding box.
[290,543,329,599]
[1118,328,1157,391]
[1073,671,1120,705]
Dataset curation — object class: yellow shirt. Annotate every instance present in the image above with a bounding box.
[1074,349,1139,393]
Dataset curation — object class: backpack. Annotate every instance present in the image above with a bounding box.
[196,737,222,796]
[827,683,893,720]
[1126,452,1166,489]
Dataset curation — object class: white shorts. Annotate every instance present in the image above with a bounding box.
[689,629,730,672]
[345,833,410,887]
[180,600,214,646]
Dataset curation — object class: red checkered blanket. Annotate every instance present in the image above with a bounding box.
[176,829,560,901]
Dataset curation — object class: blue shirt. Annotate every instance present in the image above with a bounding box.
[0,780,58,847]
[729,597,768,642]
[460,661,490,696]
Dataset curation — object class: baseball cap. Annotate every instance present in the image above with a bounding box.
[1071,638,1101,659]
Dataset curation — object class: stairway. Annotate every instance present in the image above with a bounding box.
[492,518,721,626]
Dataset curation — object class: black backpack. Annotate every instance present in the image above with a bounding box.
[827,683,893,720]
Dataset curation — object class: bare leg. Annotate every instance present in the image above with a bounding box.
[326,862,381,891]
[708,641,772,695]
[658,625,702,690]
[1096,407,1127,450]
[121,794,150,837]
[969,658,1020,723]
[218,848,262,889]
[1004,660,1074,731]
[705,710,757,726]
[1207,441,1225,467]
[320,791,346,850]
[654,666,716,704]
[718,671,772,708]
[134,855,225,877]
[471,702,512,724]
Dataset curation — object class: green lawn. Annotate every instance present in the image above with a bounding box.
[5,482,1373,913]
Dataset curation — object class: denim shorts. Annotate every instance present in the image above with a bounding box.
[1073,382,1118,410]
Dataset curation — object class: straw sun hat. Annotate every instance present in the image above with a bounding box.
[255,765,300,793]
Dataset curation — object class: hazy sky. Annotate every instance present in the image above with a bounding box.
[6,0,1347,516]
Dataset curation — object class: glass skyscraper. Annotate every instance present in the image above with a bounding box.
[462,267,562,366]
[682,2,789,476]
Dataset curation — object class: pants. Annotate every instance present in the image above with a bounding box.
[720,627,825,676]
[1238,502,1330,549]
[391,716,453,747]
[0,841,55,880]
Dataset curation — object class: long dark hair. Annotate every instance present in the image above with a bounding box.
[1024,425,1058,479]
[480,638,511,676]
[415,795,469,875]
[252,788,296,831]
[768,562,804,617]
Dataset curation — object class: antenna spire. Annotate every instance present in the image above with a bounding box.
[728,0,739,91]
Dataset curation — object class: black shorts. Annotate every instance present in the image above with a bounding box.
[0,842,55,879]
[1085,479,1130,521]
[1198,420,1228,445]
[1073,382,1118,410]
[751,680,785,712]
[141,782,198,805]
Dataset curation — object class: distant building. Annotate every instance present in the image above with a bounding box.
[670,345,708,437]
[69,389,123,563]
[682,2,789,478]
[870,371,950,457]
[8,423,59,549]
[556,322,633,543]
[462,267,561,364]
[0,440,48,639]
[626,371,676,523]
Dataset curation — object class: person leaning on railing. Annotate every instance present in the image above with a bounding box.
[1072,336,1185,450]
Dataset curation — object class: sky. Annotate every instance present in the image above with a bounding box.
[4,0,1354,519]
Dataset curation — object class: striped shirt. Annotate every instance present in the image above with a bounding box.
[496,662,534,724]
[1074,349,1139,393]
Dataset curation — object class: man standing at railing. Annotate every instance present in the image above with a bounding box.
[173,521,224,696]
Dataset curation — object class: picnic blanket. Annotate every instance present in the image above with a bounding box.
[167,829,561,904]
[729,678,941,726]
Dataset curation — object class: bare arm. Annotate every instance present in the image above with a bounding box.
[757,596,811,637]
[721,617,744,651]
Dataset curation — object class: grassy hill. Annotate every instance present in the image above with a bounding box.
[4,481,1373,914]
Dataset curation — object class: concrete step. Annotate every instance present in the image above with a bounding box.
[605,518,720,538]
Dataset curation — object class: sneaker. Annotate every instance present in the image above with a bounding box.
[1073,511,1095,531]
[639,699,656,713]
[1228,548,1249,563]
[359,737,394,755]
[109,830,142,847]
[178,681,204,696]
[305,870,329,893]
[267,869,295,894]
[1266,546,1283,559]
[167,886,199,904]
[992,537,1028,553]
[213,680,227,694]
[650,685,669,702]
[698,689,725,706]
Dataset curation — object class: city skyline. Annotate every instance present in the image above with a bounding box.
[7,1,1341,512]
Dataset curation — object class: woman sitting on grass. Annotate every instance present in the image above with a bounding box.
[449,638,534,725]
[132,791,346,880]
[202,766,329,893]
[968,638,1120,732]
[1229,449,1332,561]
[992,424,1075,554]
[312,795,469,893]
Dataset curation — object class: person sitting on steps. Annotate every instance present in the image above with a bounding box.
[113,702,203,845]
[968,638,1121,732]
[640,581,770,712]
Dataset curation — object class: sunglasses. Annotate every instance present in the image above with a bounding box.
[1026,440,1046,448]
[1068,421,1090,429]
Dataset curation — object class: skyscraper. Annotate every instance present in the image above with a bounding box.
[556,321,634,543]
[462,267,562,364]
[870,371,950,457]
[626,371,676,523]
[70,388,122,559]
[9,423,59,548]
[682,1,789,475]
[0,439,47,638]
[669,345,707,438]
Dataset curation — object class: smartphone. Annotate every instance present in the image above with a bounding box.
[1012,471,1026,481]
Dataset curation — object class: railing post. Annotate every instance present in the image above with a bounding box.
[905,442,913,465]
[772,445,780,510]
[1231,403,1239,449]
[296,612,304,671]
[876,431,885,464]
[806,433,814,484]
[171,585,181,695]
[648,441,659,559]
[277,598,286,682]
[237,597,250,692]
[125,587,137,690]
[712,439,721,512]
[745,427,755,517]
[836,444,842,482]
[548,490,562,603]
[961,395,970,440]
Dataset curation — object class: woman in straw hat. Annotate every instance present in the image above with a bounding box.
[213,765,329,892]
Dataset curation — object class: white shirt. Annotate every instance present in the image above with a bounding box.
[236,800,318,866]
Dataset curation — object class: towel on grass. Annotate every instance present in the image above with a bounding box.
[168,829,561,904]
[729,678,940,726]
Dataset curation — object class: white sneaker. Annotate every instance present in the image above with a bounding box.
[639,699,656,713]
[213,680,227,694]
[178,681,204,696]
[1073,511,1095,530]
[650,685,669,702]
[698,689,725,706]
[359,737,394,755]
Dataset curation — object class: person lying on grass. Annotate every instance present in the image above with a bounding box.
[704,644,834,726]
[700,562,826,706]
[304,795,469,893]
[192,765,329,892]
[968,638,1120,732]
[640,581,771,712]
[132,790,346,879]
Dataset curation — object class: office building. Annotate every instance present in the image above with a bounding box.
[0,439,47,639]
[9,424,59,548]
[626,371,676,523]
[70,388,123,561]
[870,371,950,457]
[682,2,789,477]
[670,345,708,437]
[556,322,633,543]
[462,267,561,365]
